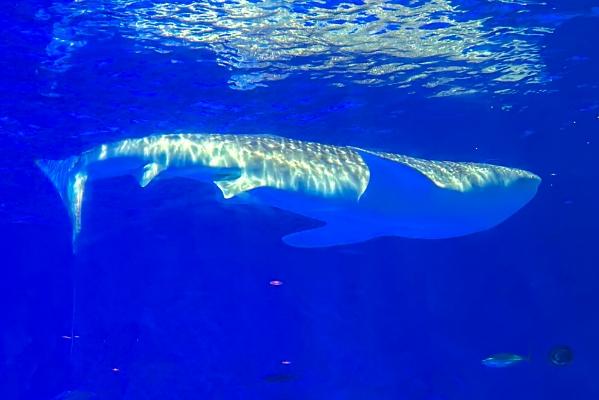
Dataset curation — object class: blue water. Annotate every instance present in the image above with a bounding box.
[1,0,598,399]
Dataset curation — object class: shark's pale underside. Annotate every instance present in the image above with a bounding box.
[37,134,540,248]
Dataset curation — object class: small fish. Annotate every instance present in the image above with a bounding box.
[482,353,529,368]
[549,345,573,366]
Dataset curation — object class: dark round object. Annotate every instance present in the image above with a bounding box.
[549,345,573,366]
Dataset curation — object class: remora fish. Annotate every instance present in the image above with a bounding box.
[482,353,530,368]
[36,133,540,248]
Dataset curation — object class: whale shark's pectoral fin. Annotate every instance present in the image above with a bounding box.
[354,149,435,192]
[353,148,437,212]
[138,162,165,187]
[282,223,377,248]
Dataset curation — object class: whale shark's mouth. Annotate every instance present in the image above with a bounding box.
[43,0,568,96]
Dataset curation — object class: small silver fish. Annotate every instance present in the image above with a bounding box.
[482,353,529,368]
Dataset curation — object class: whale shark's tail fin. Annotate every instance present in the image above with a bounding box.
[36,156,87,249]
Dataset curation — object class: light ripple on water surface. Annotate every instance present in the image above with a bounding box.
[43,0,581,96]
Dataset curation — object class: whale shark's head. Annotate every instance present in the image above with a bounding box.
[355,149,542,240]
[431,171,542,238]
[481,172,541,223]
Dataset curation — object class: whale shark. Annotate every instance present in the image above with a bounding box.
[36,133,540,248]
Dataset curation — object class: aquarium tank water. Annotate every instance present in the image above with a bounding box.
[1,0,597,399]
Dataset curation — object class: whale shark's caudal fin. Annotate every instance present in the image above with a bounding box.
[36,156,87,248]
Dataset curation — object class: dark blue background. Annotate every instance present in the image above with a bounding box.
[1,1,597,399]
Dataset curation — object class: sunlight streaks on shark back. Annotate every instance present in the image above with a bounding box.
[88,134,370,199]
[355,148,539,192]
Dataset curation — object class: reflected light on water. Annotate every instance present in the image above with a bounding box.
[43,0,564,96]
